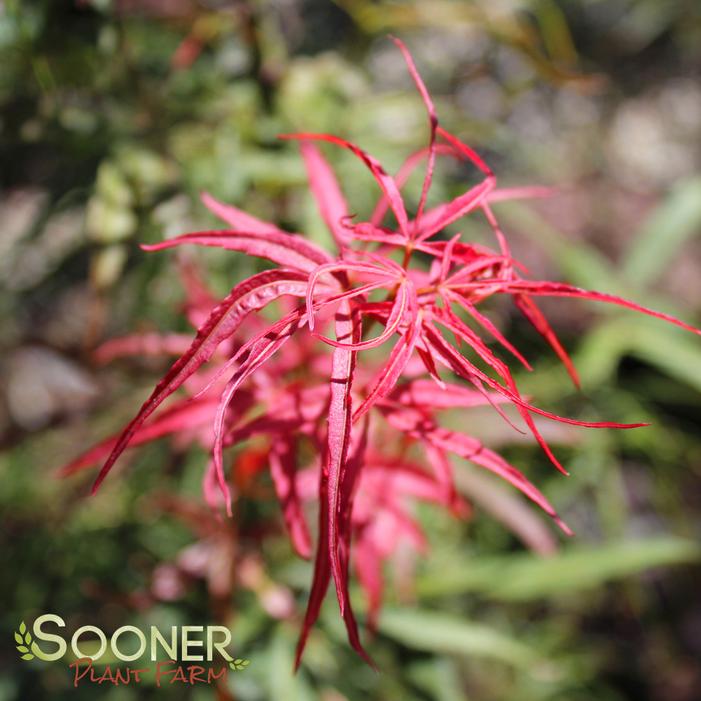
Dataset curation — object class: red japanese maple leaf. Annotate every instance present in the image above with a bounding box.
[61,38,701,667]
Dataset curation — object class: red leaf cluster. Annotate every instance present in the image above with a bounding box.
[60,39,700,666]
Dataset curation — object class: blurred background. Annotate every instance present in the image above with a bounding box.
[1,0,701,699]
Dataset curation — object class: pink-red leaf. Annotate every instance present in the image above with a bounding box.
[201,191,287,235]
[383,406,571,534]
[422,321,647,430]
[391,36,438,230]
[314,280,409,352]
[498,280,701,336]
[326,302,358,615]
[280,132,410,239]
[337,415,374,661]
[142,229,332,273]
[299,141,351,247]
[353,536,383,633]
[487,185,556,203]
[295,468,332,669]
[445,290,532,370]
[306,261,396,331]
[269,436,313,559]
[94,333,195,364]
[370,144,456,226]
[211,311,305,514]
[416,178,495,241]
[58,397,223,477]
[513,293,580,388]
[90,269,309,495]
[353,311,422,422]
[388,378,507,410]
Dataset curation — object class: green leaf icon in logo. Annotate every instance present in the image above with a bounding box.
[15,622,35,661]
[229,658,250,671]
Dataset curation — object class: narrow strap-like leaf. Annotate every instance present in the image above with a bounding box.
[299,141,352,247]
[305,261,396,331]
[91,269,309,494]
[415,125,496,240]
[314,281,409,352]
[353,535,383,634]
[382,406,571,534]
[94,333,196,364]
[370,144,456,226]
[326,302,358,615]
[388,379,507,410]
[391,36,438,232]
[513,293,580,388]
[422,321,647,430]
[201,191,288,235]
[337,414,374,664]
[58,397,225,477]
[294,467,331,670]
[142,229,332,273]
[280,132,410,239]
[445,291,532,371]
[416,178,495,242]
[353,311,422,422]
[269,436,313,559]
[211,311,304,514]
[500,280,701,336]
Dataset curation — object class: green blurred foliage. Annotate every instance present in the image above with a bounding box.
[1,1,701,700]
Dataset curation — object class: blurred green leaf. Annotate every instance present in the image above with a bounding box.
[578,317,701,392]
[624,177,701,287]
[266,626,317,701]
[418,537,700,600]
[406,658,469,701]
[629,326,701,393]
[379,607,538,668]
